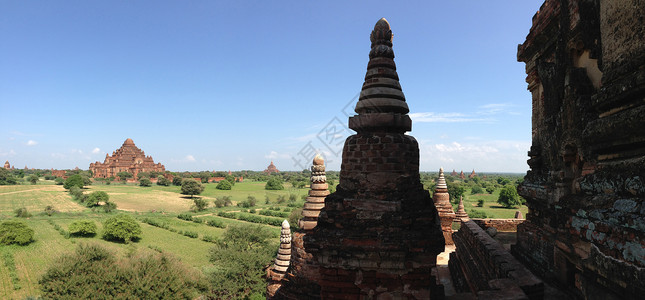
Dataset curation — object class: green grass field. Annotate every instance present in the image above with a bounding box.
[0,178,526,299]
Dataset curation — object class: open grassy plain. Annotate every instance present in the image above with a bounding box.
[0,178,526,299]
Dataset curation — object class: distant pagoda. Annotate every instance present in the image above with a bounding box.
[89,138,165,179]
[264,161,280,174]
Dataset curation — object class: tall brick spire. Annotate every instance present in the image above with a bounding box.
[302,18,445,299]
[350,18,411,134]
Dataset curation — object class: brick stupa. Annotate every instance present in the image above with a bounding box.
[3,161,10,169]
[89,138,165,179]
[267,220,292,296]
[455,196,469,222]
[301,18,445,299]
[433,167,456,244]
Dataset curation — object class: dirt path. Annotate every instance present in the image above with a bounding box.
[0,187,52,195]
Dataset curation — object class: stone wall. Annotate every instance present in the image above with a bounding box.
[472,218,525,232]
[516,0,645,298]
[449,220,543,299]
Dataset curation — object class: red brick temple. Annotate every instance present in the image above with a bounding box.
[89,138,165,179]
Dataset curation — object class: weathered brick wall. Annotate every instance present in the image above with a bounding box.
[472,218,525,232]
[449,220,543,299]
[516,0,645,298]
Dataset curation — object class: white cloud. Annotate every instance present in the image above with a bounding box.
[185,155,196,162]
[26,140,38,146]
[92,148,101,154]
[419,140,530,173]
[265,151,291,160]
[0,149,17,156]
[410,112,493,123]
[477,103,521,116]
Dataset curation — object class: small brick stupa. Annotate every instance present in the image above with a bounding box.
[455,196,469,222]
[269,155,328,299]
[302,18,445,299]
[267,220,292,296]
[433,167,456,244]
[3,161,10,169]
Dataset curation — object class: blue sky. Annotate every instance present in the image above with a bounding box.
[0,1,543,173]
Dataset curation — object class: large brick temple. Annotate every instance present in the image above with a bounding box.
[89,138,165,179]
[514,0,645,299]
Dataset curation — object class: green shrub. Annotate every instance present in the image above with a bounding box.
[181,180,204,198]
[216,180,232,190]
[265,177,284,190]
[202,235,218,243]
[3,251,21,290]
[157,175,171,186]
[192,198,208,212]
[63,174,85,189]
[0,220,34,245]
[182,231,198,238]
[469,209,488,219]
[192,218,203,224]
[172,177,183,186]
[497,185,522,208]
[54,177,64,185]
[43,205,57,216]
[477,199,485,207]
[39,244,205,299]
[177,213,193,221]
[139,178,152,187]
[103,201,117,213]
[27,174,39,185]
[471,186,484,194]
[206,219,226,228]
[14,207,32,218]
[68,220,97,237]
[102,214,142,243]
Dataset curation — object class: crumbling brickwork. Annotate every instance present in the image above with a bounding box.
[515,0,645,298]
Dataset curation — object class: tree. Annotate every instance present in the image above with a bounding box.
[68,220,97,237]
[27,174,39,185]
[181,180,204,198]
[216,180,232,190]
[486,186,495,194]
[447,182,466,203]
[172,176,183,186]
[39,244,205,299]
[54,177,64,185]
[86,191,109,207]
[265,177,284,190]
[157,175,171,186]
[225,174,236,186]
[117,171,133,183]
[192,198,209,212]
[102,214,142,242]
[0,168,18,185]
[139,178,152,187]
[64,174,85,190]
[0,220,34,245]
[208,224,274,298]
[471,185,484,194]
[497,185,522,208]
[103,201,117,213]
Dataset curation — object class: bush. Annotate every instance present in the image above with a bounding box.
[27,174,39,184]
[139,178,152,187]
[216,180,232,190]
[157,175,171,186]
[477,199,485,207]
[192,198,209,212]
[0,220,34,245]
[276,195,286,204]
[202,235,218,243]
[54,177,64,185]
[214,198,225,208]
[177,213,193,221]
[39,244,205,299]
[469,209,488,219]
[288,208,303,230]
[102,214,142,242]
[69,186,84,201]
[43,205,57,216]
[14,207,32,218]
[471,186,484,194]
[172,177,183,186]
[206,219,226,228]
[63,174,85,190]
[265,177,284,190]
[103,201,117,213]
[86,191,109,207]
[0,168,18,185]
[182,231,198,238]
[497,185,522,208]
[68,220,97,237]
[208,224,274,298]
